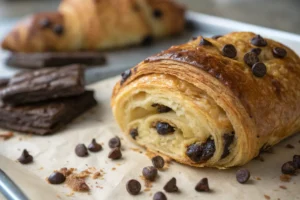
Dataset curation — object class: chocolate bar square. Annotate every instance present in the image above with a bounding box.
[0,65,85,105]
[0,91,97,135]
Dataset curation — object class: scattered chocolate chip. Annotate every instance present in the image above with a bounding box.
[186,138,215,162]
[285,144,294,149]
[212,35,222,39]
[155,122,175,135]
[244,52,259,67]
[273,47,287,58]
[53,24,64,35]
[152,156,165,169]
[252,62,267,77]
[153,191,167,200]
[130,129,138,140]
[199,38,212,46]
[236,169,250,184]
[88,138,102,152]
[39,18,51,28]
[152,104,172,113]
[141,35,154,46]
[222,44,237,58]
[121,69,131,85]
[108,147,122,160]
[195,178,210,192]
[126,179,141,195]
[163,177,178,193]
[18,149,33,164]
[221,133,234,159]
[251,35,267,47]
[75,144,88,157]
[281,161,296,175]
[251,48,262,55]
[293,155,300,168]
[48,172,66,184]
[109,136,121,148]
[142,166,158,181]
[153,9,163,18]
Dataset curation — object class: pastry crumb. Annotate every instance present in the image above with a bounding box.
[92,172,101,179]
[279,185,287,189]
[264,194,271,200]
[0,132,14,140]
[255,177,262,180]
[66,174,90,192]
[280,174,291,182]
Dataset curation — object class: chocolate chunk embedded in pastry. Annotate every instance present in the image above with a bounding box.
[111,32,300,168]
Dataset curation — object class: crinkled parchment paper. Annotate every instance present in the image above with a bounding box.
[0,76,299,200]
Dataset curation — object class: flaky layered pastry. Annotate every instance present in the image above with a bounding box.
[111,32,300,168]
[1,0,184,52]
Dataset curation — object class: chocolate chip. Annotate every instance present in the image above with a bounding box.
[155,122,175,135]
[152,104,172,113]
[293,155,300,169]
[109,136,121,148]
[48,172,66,184]
[244,52,259,67]
[236,169,250,184]
[153,191,167,200]
[88,138,102,152]
[39,18,51,28]
[199,38,212,46]
[285,144,294,149]
[141,35,154,46]
[273,47,287,58]
[212,35,222,39]
[53,24,64,35]
[153,9,163,18]
[142,166,158,181]
[281,161,296,175]
[186,138,215,162]
[252,62,267,77]
[152,156,165,169]
[126,179,141,195]
[75,144,88,157]
[163,177,178,193]
[222,44,237,58]
[251,35,267,47]
[18,149,33,164]
[121,69,131,84]
[221,133,234,159]
[130,129,138,140]
[251,48,262,55]
[195,178,210,192]
[108,147,122,160]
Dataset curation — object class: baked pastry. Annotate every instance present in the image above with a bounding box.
[111,32,300,168]
[1,0,185,52]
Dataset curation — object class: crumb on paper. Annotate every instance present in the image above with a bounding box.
[39,167,44,170]
[112,167,116,171]
[144,188,151,192]
[0,132,14,140]
[279,185,287,190]
[140,175,152,191]
[280,174,291,182]
[66,174,90,192]
[59,168,76,177]
[255,177,261,180]
[92,172,101,179]
[285,144,294,149]
[264,194,271,200]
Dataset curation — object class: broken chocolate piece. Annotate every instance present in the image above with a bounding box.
[152,156,165,169]
[126,179,141,195]
[221,133,234,159]
[108,147,122,160]
[48,172,66,184]
[195,178,210,192]
[108,136,121,148]
[155,122,175,135]
[88,138,102,152]
[163,177,178,193]
[18,149,33,164]
[142,166,158,181]
[236,169,250,184]
[281,161,296,175]
[75,144,88,157]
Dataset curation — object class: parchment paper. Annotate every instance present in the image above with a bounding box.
[0,76,299,200]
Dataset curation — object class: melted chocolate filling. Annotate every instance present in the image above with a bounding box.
[186,138,215,163]
[155,122,175,135]
[221,132,235,159]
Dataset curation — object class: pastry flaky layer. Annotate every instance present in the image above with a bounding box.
[1,0,185,52]
[111,32,300,168]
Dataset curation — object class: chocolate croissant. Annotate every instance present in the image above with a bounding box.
[1,0,185,52]
[111,32,300,168]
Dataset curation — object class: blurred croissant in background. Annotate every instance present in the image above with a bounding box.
[1,0,185,52]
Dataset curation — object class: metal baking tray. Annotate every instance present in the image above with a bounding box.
[0,11,300,85]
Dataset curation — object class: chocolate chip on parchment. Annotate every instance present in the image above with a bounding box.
[153,9,163,18]
[18,149,33,164]
[221,133,235,159]
[251,48,262,55]
[153,191,167,200]
[285,144,294,149]
[236,169,250,184]
[109,136,121,148]
[199,38,212,46]
[163,177,178,193]
[39,18,51,28]
[222,44,237,58]
[273,47,287,58]
[152,156,165,169]
[252,62,267,77]
[108,147,122,160]
[126,179,141,195]
[141,35,154,46]
[75,144,88,157]
[155,122,175,135]
[251,35,267,47]
[152,104,172,113]
[195,178,210,192]
[244,52,259,67]
[48,172,66,184]
[293,155,300,169]
[130,129,138,140]
[88,138,102,152]
[53,24,64,35]
[212,35,222,39]
[281,161,296,175]
[121,69,131,84]
[142,166,158,181]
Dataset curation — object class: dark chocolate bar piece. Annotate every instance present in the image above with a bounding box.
[0,65,85,105]
[6,52,106,69]
[0,91,97,135]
